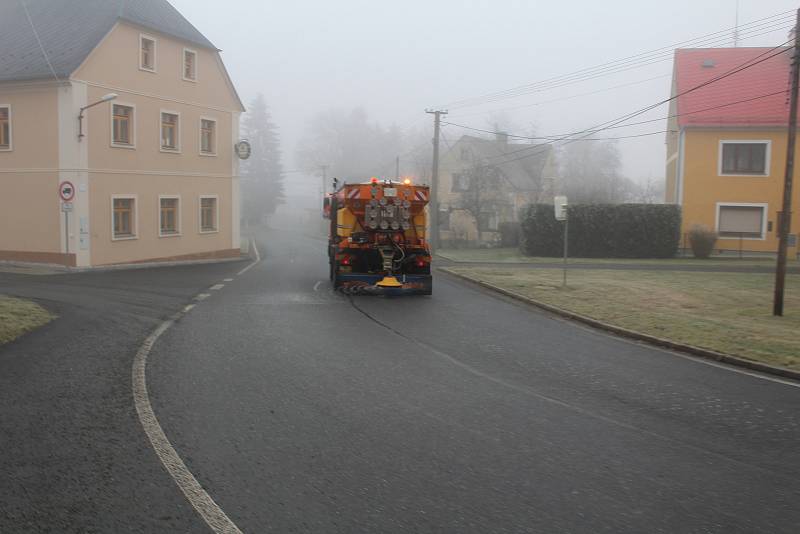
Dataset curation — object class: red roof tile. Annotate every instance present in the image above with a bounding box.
[674,47,794,127]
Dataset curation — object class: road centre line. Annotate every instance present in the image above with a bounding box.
[194,293,211,301]
[237,238,261,276]
[209,284,225,291]
[223,278,234,282]
[132,304,243,534]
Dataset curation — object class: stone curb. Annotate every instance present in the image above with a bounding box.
[439,267,800,382]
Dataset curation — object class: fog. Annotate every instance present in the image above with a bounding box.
[170,0,798,198]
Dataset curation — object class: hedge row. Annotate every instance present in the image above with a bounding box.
[519,204,681,258]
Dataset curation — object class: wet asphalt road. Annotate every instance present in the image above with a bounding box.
[148,228,800,533]
[2,227,800,533]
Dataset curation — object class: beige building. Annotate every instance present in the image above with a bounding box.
[0,0,244,267]
[438,134,556,246]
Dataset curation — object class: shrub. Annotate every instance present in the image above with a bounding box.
[519,203,681,258]
[498,222,520,247]
[688,224,717,258]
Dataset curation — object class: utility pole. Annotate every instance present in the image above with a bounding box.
[320,164,329,195]
[426,109,447,250]
[774,8,800,317]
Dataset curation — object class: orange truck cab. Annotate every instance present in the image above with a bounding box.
[325,177,432,295]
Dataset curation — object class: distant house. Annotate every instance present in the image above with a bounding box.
[438,133,556,246]
[0,0,244,267]
[666,47,800,256]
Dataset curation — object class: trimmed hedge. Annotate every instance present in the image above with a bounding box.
[519,203,681,258]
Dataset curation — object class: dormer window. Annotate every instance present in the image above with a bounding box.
[140,35,157,72]
[183,49,197,81]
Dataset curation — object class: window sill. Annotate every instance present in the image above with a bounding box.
[159,232,182,238]
[718,172,769,177]
[111,143,136,150]
[718,235,766,241]
[182,77,197,83]
[139,66,157,74]
[112,234,138,241]
[0,147,11,152]
[199,151,217,157]
[199,229,219,234]
[160,147,181,154]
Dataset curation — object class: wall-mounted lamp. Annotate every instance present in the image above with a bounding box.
[78,93,118,140]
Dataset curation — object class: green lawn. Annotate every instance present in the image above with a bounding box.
[0,296,53,345]
[437,248,794,268]
[444,267,800,370]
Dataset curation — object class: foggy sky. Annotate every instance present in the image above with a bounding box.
[170,0,798,191]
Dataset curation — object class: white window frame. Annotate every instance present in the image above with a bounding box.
[0,104,11,152]
[111,194,138,241]
[182,48,198,82]
[139,34,157,73]
[715,202,769,241]
[110,101,136,149]
[199,195,220,234]
[158,195,182,237]
[199,116,217,156]
[159,109,181,153]
[718,140,771,177]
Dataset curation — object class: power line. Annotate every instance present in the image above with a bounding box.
[447,73,673,120]
[459,43,793,169]
[441,11,793,109]
[446,22,792,110]
[476,41,791,165]
[442,89,789,140]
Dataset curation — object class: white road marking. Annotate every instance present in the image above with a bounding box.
[194,293,211,301]
[132,302,243,534]
[313,281,321,292]
[182,304,195,313]
[223,278,234,282]
[237,238,261,276]
[209,284,225,291]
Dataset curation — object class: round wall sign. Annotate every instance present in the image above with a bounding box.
[59,181,76,202]
[235,140,252,160]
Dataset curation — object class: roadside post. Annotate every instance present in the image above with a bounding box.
[59,181,75,255]
[555,196,568,286]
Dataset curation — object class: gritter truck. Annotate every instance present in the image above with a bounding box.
[325,177,432,295]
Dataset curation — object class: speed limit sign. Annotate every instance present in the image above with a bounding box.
[59,181,76,202]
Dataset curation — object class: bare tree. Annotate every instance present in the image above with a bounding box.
[558,140,636,203]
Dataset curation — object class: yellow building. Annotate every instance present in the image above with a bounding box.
[666,47,800,257]
[0,0,244,267]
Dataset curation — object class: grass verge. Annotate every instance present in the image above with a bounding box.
[437,247,795,267]
[444,267,800,371]
[0,295,53,345]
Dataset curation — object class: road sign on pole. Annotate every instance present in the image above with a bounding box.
[555,196,568,285]
[59,181,75,202]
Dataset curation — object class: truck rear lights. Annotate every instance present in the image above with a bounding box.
[341,256,351,266]
[416,260,426,268]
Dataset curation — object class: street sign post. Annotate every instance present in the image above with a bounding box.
[554,196,568,286]
[59,181,76,255]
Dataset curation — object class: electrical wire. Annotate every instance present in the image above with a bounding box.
[441,10,794,110]
[446,21,792,109]
[456,43,793,170]
[442,89,788,140]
